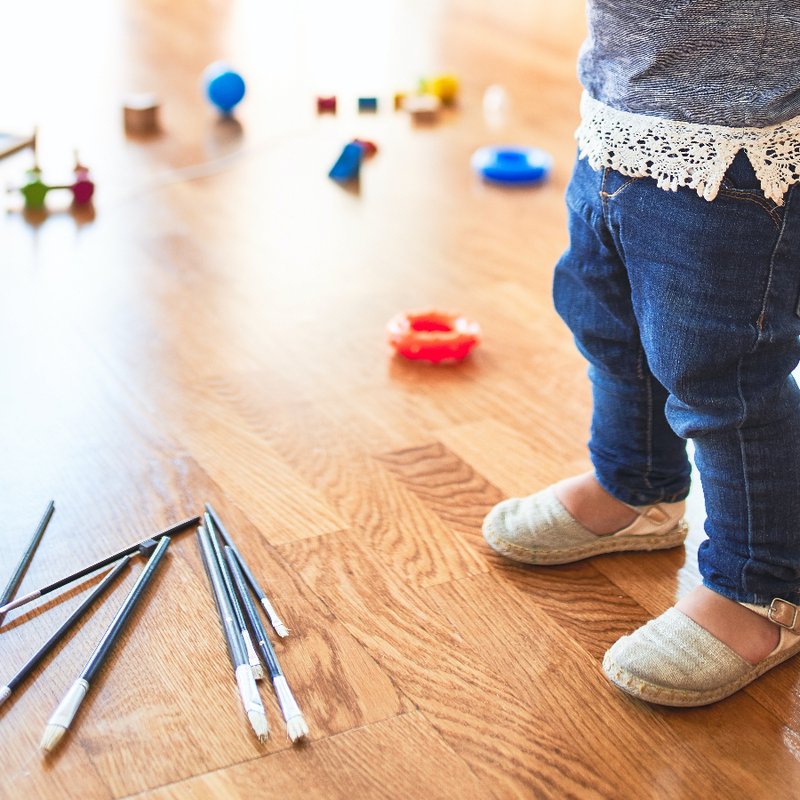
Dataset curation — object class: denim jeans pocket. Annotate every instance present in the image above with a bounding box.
[600,168,643,199]
[719,151,785,228]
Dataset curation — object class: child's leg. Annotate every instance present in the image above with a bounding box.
[609,151,800,605]
[600,153,800,704]
[481,157,692,565]
[553,157,692,507]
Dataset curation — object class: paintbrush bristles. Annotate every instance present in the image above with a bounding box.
[273,622,290,639]
[40,678,89,754]
[39,723,67,754]
[235,664,269,742]
[272,675,309,742]
[248,709,269,743]
[0,686,10,709]
[261,599,290,638]
[286,715,310,743]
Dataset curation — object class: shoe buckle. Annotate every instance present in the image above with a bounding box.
[768,598,800,630]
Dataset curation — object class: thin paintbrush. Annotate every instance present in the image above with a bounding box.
[0,500,56,626]
[197,526,268,742]
[224,546,309,742]
[205,503,289,637]
[0,557,131,710]
[0,516,199,620]
[203,512,264,680]
[40,538,170,754]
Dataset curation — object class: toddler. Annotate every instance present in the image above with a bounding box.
[483,1,800,706]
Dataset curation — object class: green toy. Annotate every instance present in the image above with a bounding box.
[13,147,95,210]
[19,166,50,209]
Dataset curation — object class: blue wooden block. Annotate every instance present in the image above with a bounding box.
[358,96,378,112]
[328,142,363,182]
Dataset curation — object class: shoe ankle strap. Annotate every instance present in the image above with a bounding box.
[627,501,685,523]
[768,598,800,630]
[742,598,800,630]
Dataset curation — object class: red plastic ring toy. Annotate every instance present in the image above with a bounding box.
[387,309,481,362]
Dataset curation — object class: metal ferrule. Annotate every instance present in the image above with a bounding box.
[241,629,262,676]
[235,664,262,716]
[272,675,302,720]
[0,589,41,615]
[47,678,89,730]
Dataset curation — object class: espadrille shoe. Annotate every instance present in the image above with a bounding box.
[482,485,687,565]
[603,598,800,707]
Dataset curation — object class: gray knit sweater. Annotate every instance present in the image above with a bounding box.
[578,1,800,127]
[575,1,800,202]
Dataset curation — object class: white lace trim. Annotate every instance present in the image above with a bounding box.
[576,92,800,205]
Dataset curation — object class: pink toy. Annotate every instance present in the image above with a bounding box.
[70,159,95,205]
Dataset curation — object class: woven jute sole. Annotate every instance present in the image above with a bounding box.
[482,520,688,565]
[602,636,800,707]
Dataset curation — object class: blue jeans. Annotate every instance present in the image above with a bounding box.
[553,153,800,604]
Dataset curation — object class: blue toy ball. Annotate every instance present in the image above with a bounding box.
[471,145,552,185]
[203,62,246,114]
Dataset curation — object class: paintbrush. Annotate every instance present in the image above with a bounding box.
[1,557,131,710]
[203,512,264,680]
[40,538,170,754]
[0,500,55,626]
[224,546,309,742]
[196,526,268,742]
[205,503,289,637]
[0,516,198,621]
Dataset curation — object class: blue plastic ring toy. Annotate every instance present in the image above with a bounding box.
[471,146,552,185]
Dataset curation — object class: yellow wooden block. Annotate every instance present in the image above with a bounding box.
[421,73,459,104]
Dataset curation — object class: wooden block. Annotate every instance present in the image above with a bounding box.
[123,93,160,134]
[402,93,441,123]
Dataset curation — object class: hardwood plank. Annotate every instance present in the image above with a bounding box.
[167,397,347,546]
[189,383,488,588]
[279,529,649,798]
[376,441,504,545]
[0,460,410,799]
[379,438,800,747]
[4,0,800,796]
[436,418,585,497]
[426,571,800,799]
[129,712,489,800]
[377,442,650,658]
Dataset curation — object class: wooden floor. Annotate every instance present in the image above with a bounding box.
[2,1,799,797]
